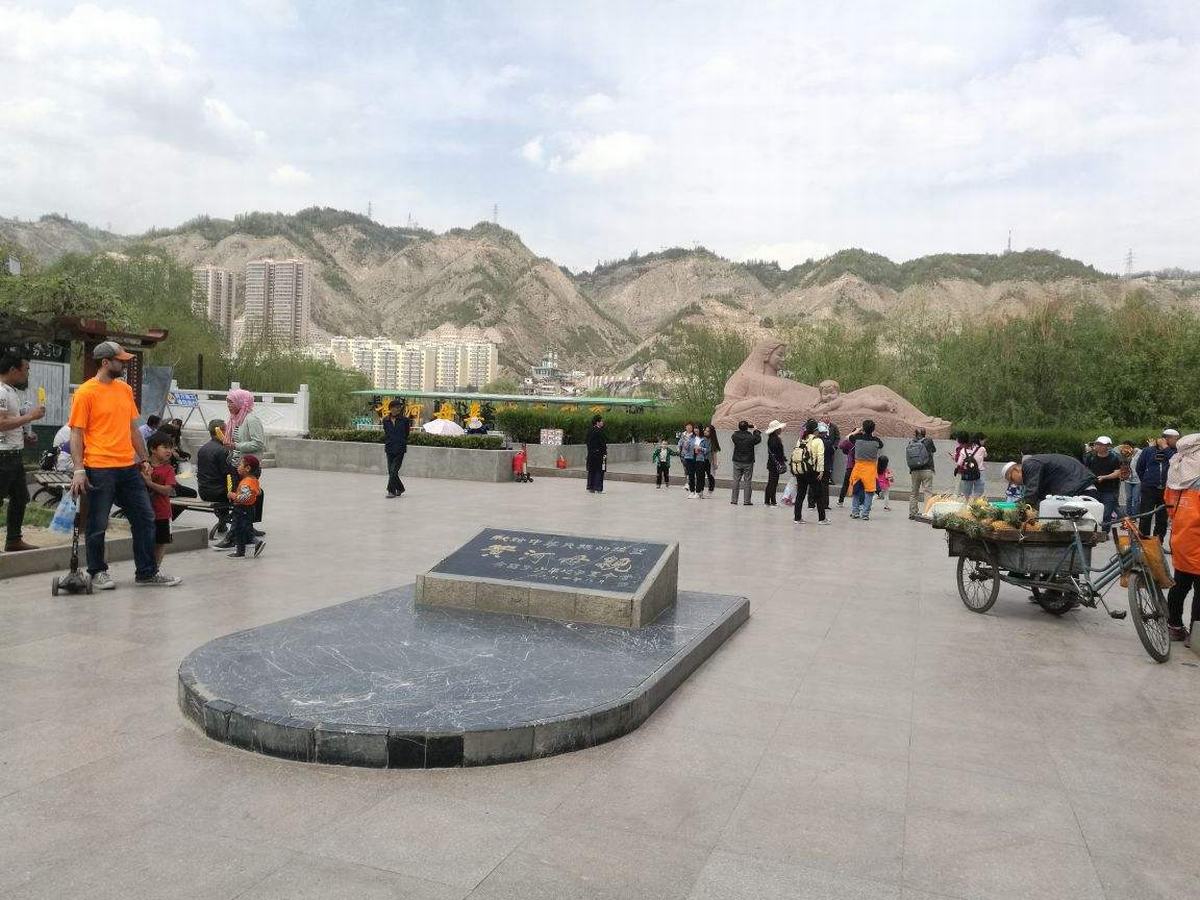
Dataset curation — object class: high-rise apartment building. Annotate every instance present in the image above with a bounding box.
[243,258,311,348]
[459,341,499,389]
[192,266,235,337]
[325,335,499,391]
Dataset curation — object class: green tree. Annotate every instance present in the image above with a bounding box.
[660,325,750,410]
[481,377,519,394]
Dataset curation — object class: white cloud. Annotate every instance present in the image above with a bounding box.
[572,92,616,117]
[0,4,263,157]
[562,131,652,177]
[269,164,313,187]
[3,2,1200,275]
[519,136,545,164]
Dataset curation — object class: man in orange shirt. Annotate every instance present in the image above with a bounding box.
[68,342,181,589]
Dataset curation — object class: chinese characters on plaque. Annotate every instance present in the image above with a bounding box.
[432,529,669,593]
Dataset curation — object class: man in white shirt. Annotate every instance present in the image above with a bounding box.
[0,352,46,552]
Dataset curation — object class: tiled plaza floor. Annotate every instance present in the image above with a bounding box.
[1,468,1198,899]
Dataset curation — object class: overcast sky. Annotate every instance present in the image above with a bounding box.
[2,1,1197,272]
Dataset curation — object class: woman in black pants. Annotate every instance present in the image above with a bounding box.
[702,425,721,494]
[763,421,786,505]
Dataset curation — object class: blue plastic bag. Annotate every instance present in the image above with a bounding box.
[48,494,77,535]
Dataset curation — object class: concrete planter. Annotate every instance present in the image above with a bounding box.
[524,442,650,469]
[0,525,209,580]
[275,438,515,482]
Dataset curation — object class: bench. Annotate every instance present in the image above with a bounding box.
[31,471,72,506]
[170,497,231,540]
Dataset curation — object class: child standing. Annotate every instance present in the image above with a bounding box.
[143,432,177,566]
[227,454,266,558]
[876,454,894,511]
[652,438,674,488]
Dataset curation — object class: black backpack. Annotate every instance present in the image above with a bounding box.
[960,447,981,482]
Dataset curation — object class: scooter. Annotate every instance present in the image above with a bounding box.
[51,509,92,596]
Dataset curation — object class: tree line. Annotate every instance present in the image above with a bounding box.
[662,293,1200,431]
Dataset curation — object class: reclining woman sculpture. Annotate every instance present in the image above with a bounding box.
[711,340,952,438]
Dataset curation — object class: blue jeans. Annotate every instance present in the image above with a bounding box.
[960,478,985,498]
[1099,495,1120,524]
[851,479,875,517]
[85,465,157,580]
[1125,483,1140,518]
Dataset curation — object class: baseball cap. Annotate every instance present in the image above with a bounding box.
[1094,436,1112,445]
[1163,428,1181,437]
[92,341,134,361]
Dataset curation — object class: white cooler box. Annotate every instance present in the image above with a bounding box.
[1038,495,1105,531]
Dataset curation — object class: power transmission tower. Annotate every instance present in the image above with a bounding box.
[492,203,499,224]
[1124,248,1134,278]
[367,200,373,220]
[1006,229,1012,254]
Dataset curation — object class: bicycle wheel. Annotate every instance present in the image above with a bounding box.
[956,541,999,613]
[1128,569,1170,663]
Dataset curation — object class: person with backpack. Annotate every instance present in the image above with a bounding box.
[817,421,835,511]
[955,433,987,498]
[763,420,787,506]
[906,427,937,518]
[849,419,885,520]
[791,418,828,524]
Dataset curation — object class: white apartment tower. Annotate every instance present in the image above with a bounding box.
[243,258,311,348]
[325,335,499,391]
[192,266,235,336]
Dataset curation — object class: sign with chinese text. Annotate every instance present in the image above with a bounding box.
[168,391,201,408]
[539,428,564,445]
[431,528,669,594]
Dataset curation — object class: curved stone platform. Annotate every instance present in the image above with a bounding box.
[178,585,748,768]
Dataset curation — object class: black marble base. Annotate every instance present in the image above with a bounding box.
[178,585,748,768]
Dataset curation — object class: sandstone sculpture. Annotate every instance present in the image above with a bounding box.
[711,340,952,438]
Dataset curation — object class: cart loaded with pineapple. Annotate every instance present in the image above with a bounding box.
[924,496,1176,662]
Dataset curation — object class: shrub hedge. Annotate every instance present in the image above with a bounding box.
[494,407,712,444]
[954,426,1162,462]
[308,428,505,450]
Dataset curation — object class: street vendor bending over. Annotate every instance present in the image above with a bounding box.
[1002,455,1099,508]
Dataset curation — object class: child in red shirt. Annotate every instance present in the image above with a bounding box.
[142,432,177,566]
[227,454,265,558]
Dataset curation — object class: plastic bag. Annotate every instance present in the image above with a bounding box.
[781,480,798,506]
[49,493,78,535]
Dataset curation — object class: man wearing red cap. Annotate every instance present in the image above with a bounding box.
[68,341,181,589]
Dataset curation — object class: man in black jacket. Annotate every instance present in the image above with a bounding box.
[196,419,234,535]
[1002,454,1098,508]
[383,402,411,498]
[586,415,607,493]
[729,420,762,506]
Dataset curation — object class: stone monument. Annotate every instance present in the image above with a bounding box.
[711,340,952,438]
[417,527,679,628]
[179,527,744,768]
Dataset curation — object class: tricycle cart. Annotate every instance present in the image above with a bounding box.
[943,507,1173,663]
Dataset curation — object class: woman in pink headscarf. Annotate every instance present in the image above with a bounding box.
[214,388,266,549]
[223,388,265,461]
